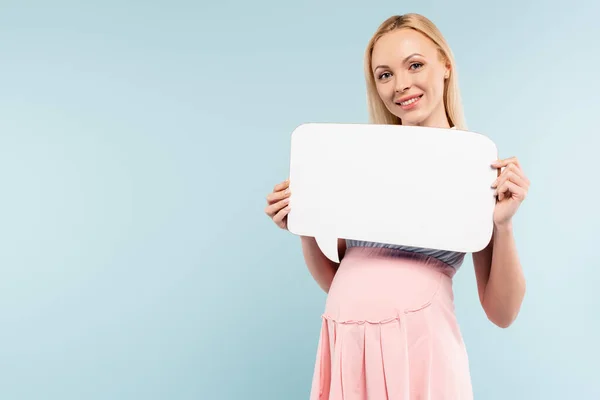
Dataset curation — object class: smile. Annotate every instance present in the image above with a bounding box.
[396,94,423,107]
[396,94,423,111]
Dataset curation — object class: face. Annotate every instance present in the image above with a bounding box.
[371,28,450,127]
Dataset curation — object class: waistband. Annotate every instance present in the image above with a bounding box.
[343,246,457,278]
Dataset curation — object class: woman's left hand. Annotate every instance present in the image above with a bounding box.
[491,156,530,227]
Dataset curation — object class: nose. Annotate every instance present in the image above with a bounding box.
[395,81,410,93]
[394,74,411,93]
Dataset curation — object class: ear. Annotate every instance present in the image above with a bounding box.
[444,61,451,80]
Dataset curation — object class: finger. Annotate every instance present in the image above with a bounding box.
[492,156,520,168]
[502,163,530,189]
[266,178,291,203]
[503,162,529,185]
[266,186,291,204]
[273,178,290,193]
[491,170,528,190]
[265,197,290,216]
[273,204,291,228]
[491,159,530,189]
[496,180,513,201]
[264,197,291,217]
[491,156,521,169]
[495,180,526,201]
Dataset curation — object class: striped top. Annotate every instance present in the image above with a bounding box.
[345,239,466,269]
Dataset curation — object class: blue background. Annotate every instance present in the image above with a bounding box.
[1,0,598,398]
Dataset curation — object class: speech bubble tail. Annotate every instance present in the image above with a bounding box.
[315,236,339,263]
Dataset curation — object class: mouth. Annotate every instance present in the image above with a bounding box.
[395,94,423,109]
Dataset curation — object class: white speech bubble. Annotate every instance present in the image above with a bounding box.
[286,123,498,263]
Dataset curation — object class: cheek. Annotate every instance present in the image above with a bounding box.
[417,73,445,103]
[375,84,392,103]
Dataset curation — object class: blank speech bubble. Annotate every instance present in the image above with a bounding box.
[286,123,498,263]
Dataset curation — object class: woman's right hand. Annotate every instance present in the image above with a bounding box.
[265,178,291,230]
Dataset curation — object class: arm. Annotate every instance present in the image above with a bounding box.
[473,156,529,328]
[472,222,526,328]
[300,237,346,293]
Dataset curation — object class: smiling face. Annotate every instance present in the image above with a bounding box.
[371,28,451,128]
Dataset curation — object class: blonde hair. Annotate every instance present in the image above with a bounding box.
[364,13,467,129]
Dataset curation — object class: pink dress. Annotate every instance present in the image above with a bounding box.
[309,245,474,400]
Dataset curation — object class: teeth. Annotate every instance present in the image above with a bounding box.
[400,96,420,106]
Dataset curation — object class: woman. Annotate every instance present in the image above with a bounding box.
[265,13,529,399]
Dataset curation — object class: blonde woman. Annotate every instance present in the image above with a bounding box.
[265,13,529,399]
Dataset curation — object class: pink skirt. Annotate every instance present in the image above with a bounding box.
[309,247,473,400]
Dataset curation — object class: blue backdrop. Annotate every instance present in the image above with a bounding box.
[1,0,598,398]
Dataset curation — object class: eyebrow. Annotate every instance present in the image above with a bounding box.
[373,53,424,72]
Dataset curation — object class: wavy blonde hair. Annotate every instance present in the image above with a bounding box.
[364,13,467,129]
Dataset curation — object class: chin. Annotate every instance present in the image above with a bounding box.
[388,106,427,126]
[399,117,422,126]
[398,113,427,126]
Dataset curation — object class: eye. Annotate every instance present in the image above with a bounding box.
[377,72,392,80]
[409,62,423,70]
